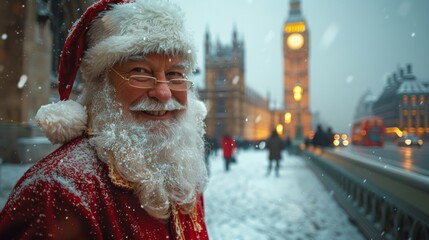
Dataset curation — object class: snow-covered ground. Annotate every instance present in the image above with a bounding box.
[204,149,365,240]
[1,149,364,239]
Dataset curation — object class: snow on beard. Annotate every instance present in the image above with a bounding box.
[88,79,208,220]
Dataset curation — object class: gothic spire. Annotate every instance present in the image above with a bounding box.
[287,0,305,23]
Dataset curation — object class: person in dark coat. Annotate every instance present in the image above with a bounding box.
[326,127,335,147]
[313,124,328,148]
[266,130,283,177]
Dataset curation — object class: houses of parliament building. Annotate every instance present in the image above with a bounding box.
[200,0,312,143]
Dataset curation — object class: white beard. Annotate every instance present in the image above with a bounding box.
[88,81,208,219]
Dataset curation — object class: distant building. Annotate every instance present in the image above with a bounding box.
[0,1,51,125]
[373,64,429,138]
[354,89,377,120]
[0,0,90,163]
[199,27,273,142]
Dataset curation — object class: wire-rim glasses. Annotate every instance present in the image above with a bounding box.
[110,67,193,91]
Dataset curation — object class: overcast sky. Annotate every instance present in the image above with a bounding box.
[172,0,429,134]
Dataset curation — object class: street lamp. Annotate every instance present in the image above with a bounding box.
[284,112,291,125]
[293,85,303,142]
[284,112,291,137]
[276,123,284,136]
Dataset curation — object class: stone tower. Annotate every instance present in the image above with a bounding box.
[204,26,246,140]
[283,0,311,140]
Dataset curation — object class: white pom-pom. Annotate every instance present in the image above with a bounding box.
[35,100,87,144]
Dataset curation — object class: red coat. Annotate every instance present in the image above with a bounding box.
[221,136,236,158]
[0,136,208,240]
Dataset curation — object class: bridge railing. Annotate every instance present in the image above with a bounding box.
[303,147,429,240]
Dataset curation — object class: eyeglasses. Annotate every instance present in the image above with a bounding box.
[110,67,193,91]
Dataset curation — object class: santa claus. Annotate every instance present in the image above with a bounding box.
[0,0,209,239]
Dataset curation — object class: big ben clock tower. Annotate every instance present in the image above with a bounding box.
[283,0,311,141]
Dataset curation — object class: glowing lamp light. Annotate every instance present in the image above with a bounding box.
[405,139,411,145]
[276,124,284,135]
[333,140,340,146]
[284,112,292,124]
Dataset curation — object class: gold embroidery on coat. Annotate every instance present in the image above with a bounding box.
[106,152,134,190]
[190,204,202,232]
[172,204,185,240]
[105,151,201,237]
[108,164,134,190]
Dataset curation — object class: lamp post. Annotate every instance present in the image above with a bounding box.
[293,85,303,142]
[276,123,284,136]
[284,112,291,137]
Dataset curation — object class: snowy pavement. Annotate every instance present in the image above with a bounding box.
[1,149,365,239]
[204,149,365,240]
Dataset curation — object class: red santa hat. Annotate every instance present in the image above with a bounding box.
[35,0,198,144]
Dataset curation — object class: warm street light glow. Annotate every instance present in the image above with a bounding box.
[293,85,303,141]
[385,127,403,137]
[276,124,284,135]
[284,112,292,124]
[293,85,302,102]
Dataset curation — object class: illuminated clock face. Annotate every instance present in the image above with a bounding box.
[287,33,304,50]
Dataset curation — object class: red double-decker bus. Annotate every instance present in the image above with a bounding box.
[351,116,385,146]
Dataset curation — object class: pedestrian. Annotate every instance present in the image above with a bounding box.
[266,130,283,177]
[313,124,328,148]
[0,1,209,239]
[213,137,220,156]
[326,127,335,147]
[221,134,236,172]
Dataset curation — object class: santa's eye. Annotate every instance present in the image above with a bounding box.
[131,67,151,76]
[166,71,186,79]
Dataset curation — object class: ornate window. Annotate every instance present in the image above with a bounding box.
[411,95,416,106]
[419,95,425,107]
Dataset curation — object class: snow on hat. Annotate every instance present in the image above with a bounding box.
[81,0,196,83]
[35,0,197,144]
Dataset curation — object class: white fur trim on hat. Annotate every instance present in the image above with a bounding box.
[35,100,87,144]
[81,0,196,82]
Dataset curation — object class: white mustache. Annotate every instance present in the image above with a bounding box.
[129,98,185,112]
